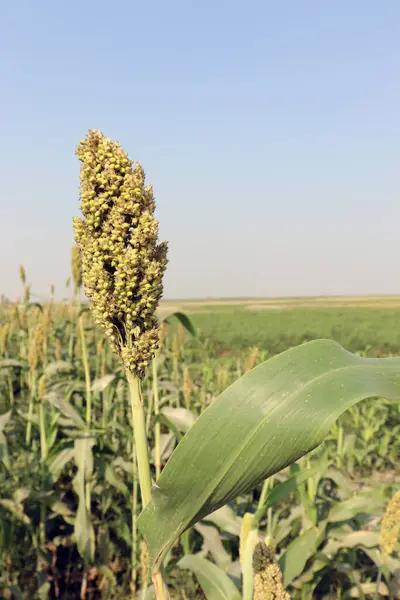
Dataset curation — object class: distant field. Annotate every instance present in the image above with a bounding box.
[161,295,400,311]
[160,296,400,355]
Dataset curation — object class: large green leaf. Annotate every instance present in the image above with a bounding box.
[138,339,400,569]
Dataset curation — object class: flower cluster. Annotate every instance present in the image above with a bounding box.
[380,490,400,556]
[253,541,290,600]
[73,130,168,376]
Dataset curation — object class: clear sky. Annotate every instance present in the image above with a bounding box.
[1,1,399,300]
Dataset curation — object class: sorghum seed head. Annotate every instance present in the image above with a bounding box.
[380,490,400,556]
[0,324,9,355]
[28,318,45,373]
[38,375,46,400]
[253,541,290,600]
[73,130,168,377]
[19,265,26,285]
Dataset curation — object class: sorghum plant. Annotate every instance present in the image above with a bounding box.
[74,130,400,600]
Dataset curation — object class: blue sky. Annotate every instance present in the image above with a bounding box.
[1,0,399,300]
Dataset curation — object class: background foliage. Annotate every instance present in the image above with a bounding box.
[0,290,399,599]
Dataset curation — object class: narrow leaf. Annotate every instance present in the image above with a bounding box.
[91,374,115,392]
[159,310,197,337]
[48,448,75,481]
[46,392,85,429]
[74,437,95,562]
[265,462,328,509]
[279,526,318,586]
[331,531,380,549]
[195,523,232,569]
[204,506,242,537]
[178,555,241,600]
[0,359,25,369]
[161,407,197,432]
[328,492,384,523]
[0,410,11,431]
[44,360,74,378]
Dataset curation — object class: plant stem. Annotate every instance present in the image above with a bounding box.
[7,373,14,407]
[131,453,138,595]
[79,314,91,426]
[39,401,47,462]
[152,357,161,480]
[253,476,273,527]
[152,570,169,600]
[26,373,36,446]
[128,372,152,506]
[373,567,383,600]
[127,370,169,599]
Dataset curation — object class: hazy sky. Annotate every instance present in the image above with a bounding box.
[1,1,399,300]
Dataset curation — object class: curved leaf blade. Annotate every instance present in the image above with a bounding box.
[279,526,318,586]
[178,555,241,600]
[158,310,196,337]
[45,391,85,429]
[138,340,400,568]
[0,359,26,370]
[161,407,197,433]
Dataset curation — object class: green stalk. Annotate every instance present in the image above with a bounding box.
[181,529,191,555]
[253,476,273,527]
[38,396,48,550]
[79,314,92,426]
[39,400,47,462]
[127,371,169,600]
[336,423,344,466]
[152,357,161,480]
[373,567,383,600]
[267,507,273,539]
[7,373,14,407]
[128,372,152,506]
[131,451,138,595]
[68,304,75,362]
[26,373,36,446]
[243,477,275,600]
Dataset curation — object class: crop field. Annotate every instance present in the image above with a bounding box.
[1,288,400,599]
[161,297,400,355]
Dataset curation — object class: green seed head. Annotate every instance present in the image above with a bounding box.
[73,130,168,377]
[19,265,26,285]
[380,490,400,556]
[24,284,31,305]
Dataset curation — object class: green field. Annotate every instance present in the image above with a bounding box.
[1,296,400,598]
[162,298,400,356]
